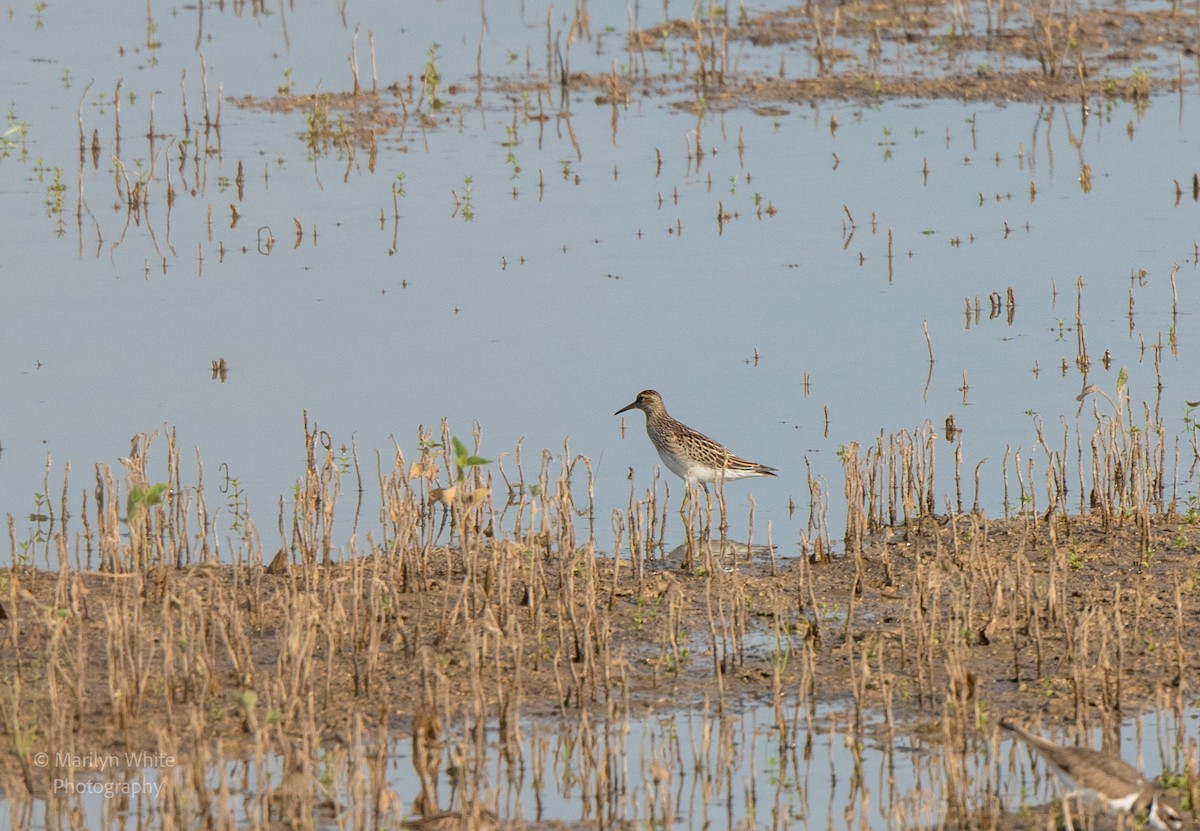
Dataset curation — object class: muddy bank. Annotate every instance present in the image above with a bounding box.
[235,1,1191,144]
[2,508,1196,803]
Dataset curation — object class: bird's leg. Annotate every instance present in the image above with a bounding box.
[715,478,728,546]
[680,481,698,571]
[696,482,710,547]
[695,480,728,575]
[1059,791,1077,831]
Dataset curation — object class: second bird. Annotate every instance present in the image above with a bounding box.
[614,389,778,490]
[1000,718,1183,831]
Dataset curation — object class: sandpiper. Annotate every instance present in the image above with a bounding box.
[400,809,499,831]
[1001,718,1183,831]
[614,390,778,490]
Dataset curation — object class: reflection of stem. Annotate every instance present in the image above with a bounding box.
[112,156,132,204]
[921,321,935,401]
[75,80,94,259]
[348,26,361,96]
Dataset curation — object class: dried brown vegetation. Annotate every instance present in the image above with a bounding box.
[14,1,1200,827]
[492,0,1195,111]
[1,387,1199,827]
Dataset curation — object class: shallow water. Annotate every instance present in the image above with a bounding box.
[5,9,1200,830]
[1,4,1198,560]
[16,699,1197,830]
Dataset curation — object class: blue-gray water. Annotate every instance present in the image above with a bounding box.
[3,3,1198,559]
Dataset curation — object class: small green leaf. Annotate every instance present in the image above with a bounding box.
[146,482,168,506]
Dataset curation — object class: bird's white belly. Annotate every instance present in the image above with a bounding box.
[1072,786,1139,814]
[655,448,691,480]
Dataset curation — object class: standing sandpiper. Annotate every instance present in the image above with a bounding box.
[1001,718,1183,831]
[614,390,778,490]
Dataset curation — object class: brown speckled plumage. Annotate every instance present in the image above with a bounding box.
[400,809,500,831]
[1001,719,1182,831]
[615,390,777,487]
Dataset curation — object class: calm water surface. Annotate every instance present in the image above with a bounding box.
[3,5,1200,829]
[17,699,1199,830]
[1,4,1197,556]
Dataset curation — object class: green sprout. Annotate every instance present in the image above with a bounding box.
[452,437,491,483]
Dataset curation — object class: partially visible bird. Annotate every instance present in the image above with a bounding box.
[614,390,777,490]
[400,809,500,831]
[1001,718,1183,831]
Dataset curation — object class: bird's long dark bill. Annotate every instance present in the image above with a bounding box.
[614,401,638,416]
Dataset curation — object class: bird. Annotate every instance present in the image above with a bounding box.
[399,809,500,831]
[614,390,778,490]
[1001,718,1183,831]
